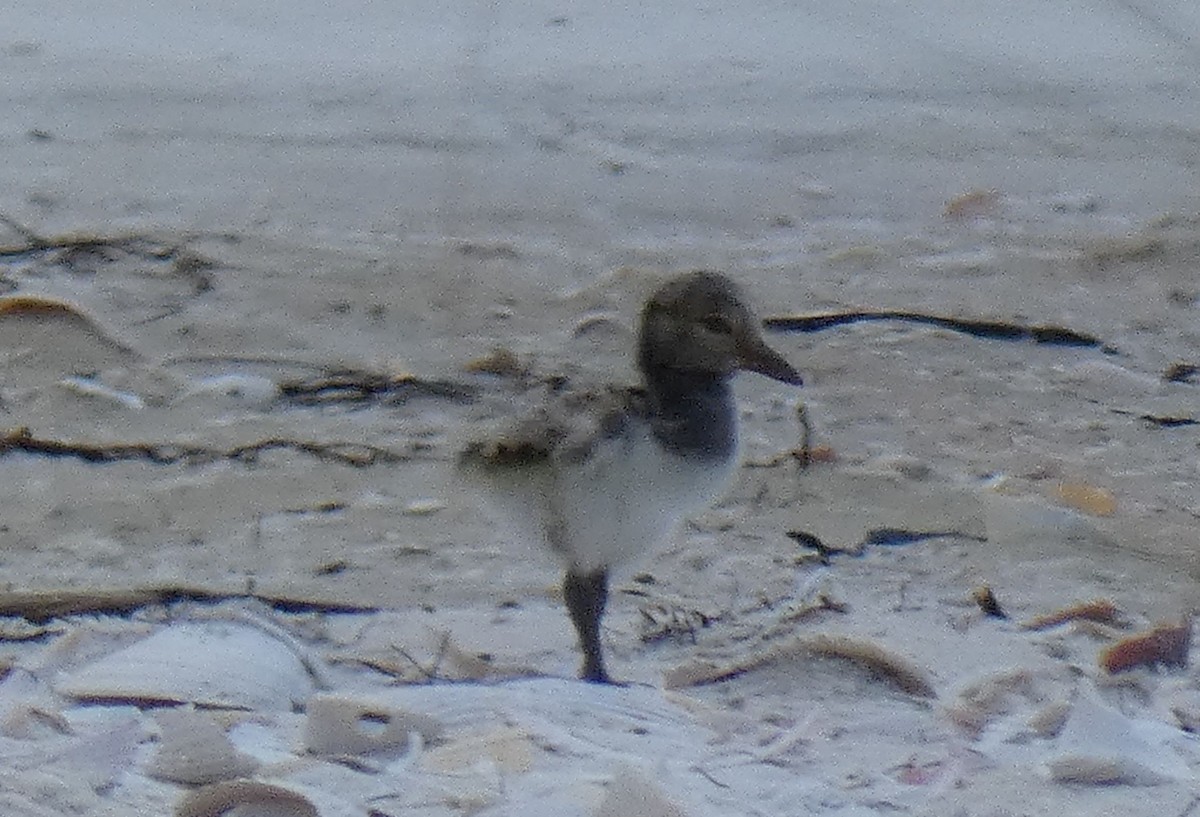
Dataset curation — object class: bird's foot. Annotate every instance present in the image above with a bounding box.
[579,660,621,685]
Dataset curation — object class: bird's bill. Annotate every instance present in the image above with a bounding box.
[737,335,804,386]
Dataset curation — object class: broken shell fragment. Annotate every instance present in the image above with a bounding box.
[148,707,259,785]
[175,780,319,817]
[1047,693,1190,784]
[303,692,443,759]
[420,726,535,775]
[1099,618,1192,673]
[1051,482,1117,517]
[1020,598,1122,631]
[0,295,137,381]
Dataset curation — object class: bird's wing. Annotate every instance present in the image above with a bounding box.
[458,382,645,471]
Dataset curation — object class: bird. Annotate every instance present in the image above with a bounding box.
[459,271,803,683]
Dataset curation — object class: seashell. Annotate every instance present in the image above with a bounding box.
[1051,482,1117,517]
[1020,598,1122,630]
[402,498,446,516]
[1099,618,1191,673]
[147,707,259,785]
[174,780,319,817]
[58,375,146,409]
[420,726,534,775]
[55,621,316,711]
[665,634,936,699]
[595,768,689,817]
[1028,700,1072,738]
[1047,692,1190,784]
[0,295,137,381]
[303,692,443,759]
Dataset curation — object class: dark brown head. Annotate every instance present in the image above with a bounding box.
[637,271,803,385]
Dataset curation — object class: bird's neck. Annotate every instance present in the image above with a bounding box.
[641,365,737,460]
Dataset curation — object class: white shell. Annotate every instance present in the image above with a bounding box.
[55,621,315,711]
[595,768,690,817]
[58,375,147,409]
[1047,692,1191,784]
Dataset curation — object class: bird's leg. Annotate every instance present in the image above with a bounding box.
[563,569,611,683]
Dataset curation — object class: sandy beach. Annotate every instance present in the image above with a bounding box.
[2,2,1199,815]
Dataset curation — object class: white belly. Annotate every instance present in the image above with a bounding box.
[547,423,739,574]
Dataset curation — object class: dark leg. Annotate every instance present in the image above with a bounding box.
[563,569,611,683]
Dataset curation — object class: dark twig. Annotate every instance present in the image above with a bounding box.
[0,426,427,467]
[278,370,479,406]
[764,310,1109,350]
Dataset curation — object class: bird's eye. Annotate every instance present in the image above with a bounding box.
[702,313,734,334]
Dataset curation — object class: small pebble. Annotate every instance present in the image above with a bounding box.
[403,498,446,516]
